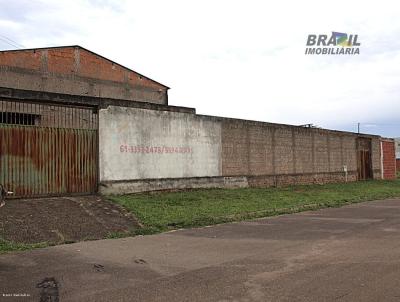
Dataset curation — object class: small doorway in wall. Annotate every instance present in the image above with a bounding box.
[357,137,372,180]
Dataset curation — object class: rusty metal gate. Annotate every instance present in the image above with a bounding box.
[0,101,98,197]
[357,137,373,181]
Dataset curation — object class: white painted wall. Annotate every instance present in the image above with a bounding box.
[99,106,222,181]
[396,138,400,159]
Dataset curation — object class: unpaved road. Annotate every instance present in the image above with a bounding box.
[2,198,400,301]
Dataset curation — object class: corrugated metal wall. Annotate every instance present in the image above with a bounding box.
[0,101,98,197]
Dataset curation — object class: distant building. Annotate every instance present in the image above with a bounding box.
[395,138,400,172]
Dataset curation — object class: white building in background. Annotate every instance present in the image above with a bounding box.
[396,138,400,159]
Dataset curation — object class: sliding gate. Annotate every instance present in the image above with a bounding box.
[0,101,98,197]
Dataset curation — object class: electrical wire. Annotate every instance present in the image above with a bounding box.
[0,34,25,49]
[0,34,25,48]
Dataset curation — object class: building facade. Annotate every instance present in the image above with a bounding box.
[0,46,396,197]
[0,46,169,104]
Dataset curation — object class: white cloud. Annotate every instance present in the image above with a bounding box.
[0,0,399,136]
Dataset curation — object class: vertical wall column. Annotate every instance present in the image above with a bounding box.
[381,139,396,180]
[292,129,297,174]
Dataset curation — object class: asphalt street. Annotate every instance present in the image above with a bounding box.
[2,198,400,301]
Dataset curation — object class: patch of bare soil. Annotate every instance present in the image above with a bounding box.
[0,196,139,244]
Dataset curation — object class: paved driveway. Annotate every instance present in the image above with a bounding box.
[2,199,400,301]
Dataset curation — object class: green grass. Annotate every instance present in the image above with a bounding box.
[2,180,399,253]
[0,238,48,254]
[110,180,400,233]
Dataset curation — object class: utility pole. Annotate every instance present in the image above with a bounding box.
[357,123,360,134]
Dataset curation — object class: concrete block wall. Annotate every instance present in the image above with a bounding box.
[99,106,222,183]
[99,106,384,195]
[220,118,364,181]
[371,138,382,178]
[0,46,168,104]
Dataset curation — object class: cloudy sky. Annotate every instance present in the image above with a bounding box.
[0,0,399,137]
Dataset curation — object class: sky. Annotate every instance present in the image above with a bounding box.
[0,0,399,137]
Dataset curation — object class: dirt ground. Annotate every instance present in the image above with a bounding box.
[0,196,139,244]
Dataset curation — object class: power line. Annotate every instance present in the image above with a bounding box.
[0,34,25,49]
[0,34,25,48]
[0,37,19,49]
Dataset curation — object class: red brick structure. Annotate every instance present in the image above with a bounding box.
[381,139,396,180]
[0,46,169,104]
[396,159,400,173]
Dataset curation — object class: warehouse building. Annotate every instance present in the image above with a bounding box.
[0,46,397,198]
